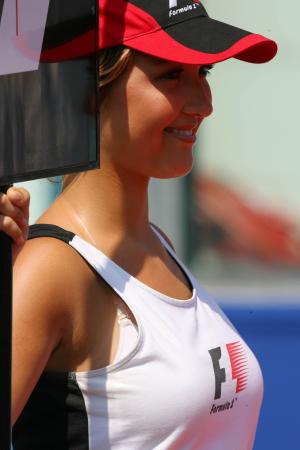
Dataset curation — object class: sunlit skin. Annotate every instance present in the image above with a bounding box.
[101,52,213,181]
[1,52,215,425]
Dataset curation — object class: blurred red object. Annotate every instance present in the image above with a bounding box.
[194,176,300,266]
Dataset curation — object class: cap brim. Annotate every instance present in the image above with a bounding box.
[123,17,277,64]
[39,14,277,65]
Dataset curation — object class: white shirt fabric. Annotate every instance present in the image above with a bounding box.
[68,228,263,450]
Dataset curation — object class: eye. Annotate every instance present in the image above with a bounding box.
[163,69,183,80]
[199,64,214,77]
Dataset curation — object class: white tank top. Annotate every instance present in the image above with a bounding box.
[13,224,263,450]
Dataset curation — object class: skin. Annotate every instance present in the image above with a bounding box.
[0,187,30,262]
[1,51,213,424]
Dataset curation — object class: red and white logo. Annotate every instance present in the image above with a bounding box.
[209,341,248,402]
[208,341,248,415]
[226,341,248,393]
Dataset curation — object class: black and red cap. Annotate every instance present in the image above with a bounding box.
[41,0,277,64]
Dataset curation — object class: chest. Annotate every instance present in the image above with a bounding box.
[73,295,263,449]
[132,298,263,412]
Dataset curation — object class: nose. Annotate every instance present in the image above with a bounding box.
[183,77,213,118]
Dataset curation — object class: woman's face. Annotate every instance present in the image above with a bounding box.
[100,51,213,179]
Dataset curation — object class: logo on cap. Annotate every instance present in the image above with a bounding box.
[169,0,200,7]
[169,0,201,18]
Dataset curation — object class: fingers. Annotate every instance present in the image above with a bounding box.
[7,187,30,222]
[0,187,30,245]
[0,215,25,245]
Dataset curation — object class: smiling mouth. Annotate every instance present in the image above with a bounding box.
[164,127,197,142]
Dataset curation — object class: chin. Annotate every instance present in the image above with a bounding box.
[153,163,193,180]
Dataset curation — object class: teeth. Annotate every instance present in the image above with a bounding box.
[169,128,193,136]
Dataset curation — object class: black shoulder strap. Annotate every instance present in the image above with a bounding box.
[28,224,100,278]
[28,224,75,244]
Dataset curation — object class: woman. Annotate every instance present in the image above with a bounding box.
[0,1,277,449]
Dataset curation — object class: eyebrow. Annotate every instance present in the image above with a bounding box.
[149,57,179,67]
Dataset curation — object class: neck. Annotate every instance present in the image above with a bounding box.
[59,165,151,243]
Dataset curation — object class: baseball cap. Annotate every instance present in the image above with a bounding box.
[41,0,277,64]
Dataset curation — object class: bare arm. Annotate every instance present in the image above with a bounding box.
[12,238,71,425]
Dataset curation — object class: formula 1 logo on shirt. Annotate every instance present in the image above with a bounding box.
[208,341,248,414]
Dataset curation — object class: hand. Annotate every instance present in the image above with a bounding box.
[0,187,30,263]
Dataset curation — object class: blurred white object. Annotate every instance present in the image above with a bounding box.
[0,0,50,75]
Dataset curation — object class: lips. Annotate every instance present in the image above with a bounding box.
[164,126,197,143]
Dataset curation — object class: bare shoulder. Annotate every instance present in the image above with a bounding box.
[14,237,75,338]
[13,235,100,313]
[150,223,176,251]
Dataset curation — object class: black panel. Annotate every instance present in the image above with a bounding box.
[0,0,99,185]
[0,0,4,26]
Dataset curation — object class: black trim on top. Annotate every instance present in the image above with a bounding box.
[29,224,75,244]
[13,372,89,450]
[28,224,101,279]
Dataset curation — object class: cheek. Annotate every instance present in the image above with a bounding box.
[127,90,180,139]
[101,79,183,152]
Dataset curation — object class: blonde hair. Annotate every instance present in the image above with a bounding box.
[99,46,134,89]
